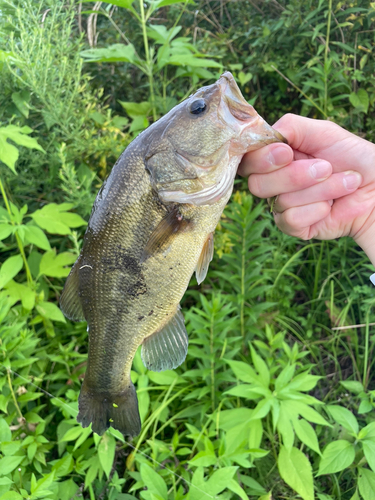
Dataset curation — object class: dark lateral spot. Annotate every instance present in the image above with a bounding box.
[138,316,144,321]
[148,310,154,316]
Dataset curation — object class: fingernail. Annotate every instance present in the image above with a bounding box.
[269,146,292,166]
[328,199,334,206]
[310,161,331,180]
[343,171,362,190]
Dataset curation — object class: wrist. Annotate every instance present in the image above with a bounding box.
[355,227,375,269]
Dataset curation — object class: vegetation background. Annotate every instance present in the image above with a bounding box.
[0,0,375,499]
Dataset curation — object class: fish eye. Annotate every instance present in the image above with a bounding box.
[189,99,207,115]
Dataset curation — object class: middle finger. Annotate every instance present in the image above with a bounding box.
[248,159,332,199]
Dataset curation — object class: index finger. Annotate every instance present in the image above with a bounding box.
[238,142,293,177]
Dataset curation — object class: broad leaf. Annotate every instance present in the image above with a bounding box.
[278,446,314,500]
[140,464,168,499]
[0,125,44,174]
[363,440,375,473]
[98,433,116,478]
[39,250,76,278]
[326,405,358,434]
[31,203,86,235]
[317,440,355,475]
[293,418,321,455]
[24,225,51,251]
[358,468,375,500]
[36,301,66,323]
[0,254,23,289]
[81,43,136,63]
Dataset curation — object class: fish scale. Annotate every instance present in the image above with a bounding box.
[60,71,286,436]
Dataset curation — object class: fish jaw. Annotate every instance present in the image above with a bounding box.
[218,71,287,154]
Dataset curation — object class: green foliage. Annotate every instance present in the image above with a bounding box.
[0,0,375,499]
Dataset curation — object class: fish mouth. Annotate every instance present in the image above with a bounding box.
[218,71,287,148]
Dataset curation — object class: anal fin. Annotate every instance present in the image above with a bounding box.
[195,233,214,285]
[141,306,188,372]
[60,258,85,322]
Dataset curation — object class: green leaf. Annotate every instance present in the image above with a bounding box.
[250,346,270,388]
[0,492,23,500]
[80,44,136,63]
[287,373,321,392]
[293,418,321,455]
[153,0,194,8]
[278,446,314,500]
[0,254,23,289]
[98,433,116,479]
[188,450,216,467]
[118,101,151,119]
[100,0,134,8]
[31,471,55,495]
[0,455,24,476]
[277,407,294,451]
[36,301,66,323]
[286,401,330,426]
[349,89,369,113]
[326,405,359,435]
[206,467,238,496]
[31,203,86,235]
[147,370,183,385]
[24,226,51,251]
[340,381,364,394]
[317,440,355,475]
[39,250,76,278]
[225,359,259,384]
[0,125,44,174]
[275,364,296,391]
[3,280,36,310]
[167,54,222,68]
[358,468,375,500]
[359,399,373,414]
[61,426,83,442]
[250,398,272,420]
[140,464,167,498]
[0,418,11,442]
[11,91,30,118]
[0,223,13,240]
[359,422,375,441]
[363,441,375,473]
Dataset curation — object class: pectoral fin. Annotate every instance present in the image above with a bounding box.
[195,233,214,284]
[141,206,190,262]
[141,306,188,371]
[60,258,85,322]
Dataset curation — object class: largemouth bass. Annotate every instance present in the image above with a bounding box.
[60,71,285,437]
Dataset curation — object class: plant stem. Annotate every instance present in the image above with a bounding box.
[240,222,246,341]
[210,310,215,412]
[324,0,332,115]
[7,369,24,422]
[139,0,156,121]
[270,65,327,118]
[0,177,33,285]
[363,307,371,388]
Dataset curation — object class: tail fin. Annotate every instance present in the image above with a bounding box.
[77,382,141,437]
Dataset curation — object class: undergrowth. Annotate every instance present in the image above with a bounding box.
[0,1,375,499]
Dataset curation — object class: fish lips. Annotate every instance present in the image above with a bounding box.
[218,71,287,151]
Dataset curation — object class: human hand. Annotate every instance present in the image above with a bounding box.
[238,114,375,266]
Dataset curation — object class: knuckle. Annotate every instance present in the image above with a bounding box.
[248,174,264,197]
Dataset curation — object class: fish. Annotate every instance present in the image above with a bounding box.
[60,71,286,437]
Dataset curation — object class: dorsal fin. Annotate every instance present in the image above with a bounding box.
[141,206,191,263]
[195,232,214,285]
[141,306,188,372]
[60,258,85,322]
